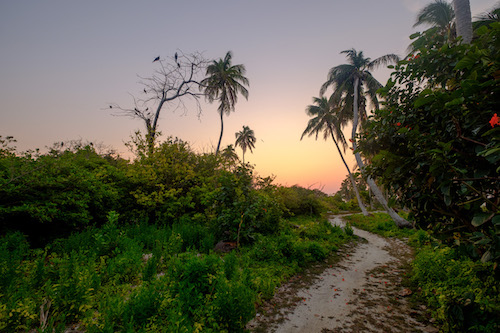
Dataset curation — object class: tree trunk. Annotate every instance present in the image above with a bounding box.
[453,0,473,43]
[351,76,412,228]
[329,130,368,215]
[216,111,224,156]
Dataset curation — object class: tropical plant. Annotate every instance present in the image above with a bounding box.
[414,0,455,32]
[362,23,500,262]
[301,96,368,215]
[473,5,500,30]
[220,144,240,169]
[320,49,411,228]
[200,51,249,155]
[410,0,456,51]
[235,125,256,164]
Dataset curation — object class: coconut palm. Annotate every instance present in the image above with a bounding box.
[410,0,456,51]
[452,0,472,43]
[301,96,369,215]
[473,5,500,29]
[220,144,239,169]
[414,0,455,32]
[235,126,256,164]
[200,51,249,156]
[321,49,412,228]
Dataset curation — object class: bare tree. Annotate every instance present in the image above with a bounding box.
[109,51,208,155]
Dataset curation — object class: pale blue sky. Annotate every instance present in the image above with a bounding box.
[0,0,496,193]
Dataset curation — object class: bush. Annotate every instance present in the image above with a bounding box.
[411,246,500,332]
[361,23,500,262]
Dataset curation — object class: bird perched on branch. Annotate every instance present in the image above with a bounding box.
[175,52,178,62]
[153,56,160,62]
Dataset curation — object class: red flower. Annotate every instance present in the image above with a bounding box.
[396,122,401,126]
[490,113,500,127]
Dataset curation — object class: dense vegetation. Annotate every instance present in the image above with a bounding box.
[0,134,353,332]
[360,22,500,263]
[348,213,499,332]
[2,5,499,333]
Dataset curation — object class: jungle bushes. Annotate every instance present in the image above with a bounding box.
[360,23,500,263]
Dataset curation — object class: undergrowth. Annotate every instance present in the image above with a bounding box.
[0,215,352,332]
[345,212,500,332]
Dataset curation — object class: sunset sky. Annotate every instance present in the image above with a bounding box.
[0,0,496,194]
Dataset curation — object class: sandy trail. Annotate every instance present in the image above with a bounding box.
[247,215,437,333]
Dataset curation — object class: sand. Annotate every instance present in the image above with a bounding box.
[247,214,438,333]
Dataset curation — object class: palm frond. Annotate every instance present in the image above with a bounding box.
[368,54,399,70]
[413,0,454,29]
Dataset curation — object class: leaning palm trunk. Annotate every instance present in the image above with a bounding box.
[352,77,412,228]
[216,111,224,156]
[453,0,473,43]
[329,130,368,215]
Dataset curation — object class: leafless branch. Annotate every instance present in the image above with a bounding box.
[107,50,209,152]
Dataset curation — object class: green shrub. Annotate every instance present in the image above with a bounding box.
[362,23,500,262]
[173,218,214,253]
[213,278,256,332]
[411,246,500,332]
[307,242,328,261]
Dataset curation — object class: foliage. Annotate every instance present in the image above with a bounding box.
[345,212,415,238]
[0,213,352,332]
[411,245,500,332]
[0,144,126,245]
[274,185,332,217]
[361,23,500,262]
[210,165,282,245]
[125,136,216,223]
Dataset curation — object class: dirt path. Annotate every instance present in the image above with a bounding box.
[246,215,438,333]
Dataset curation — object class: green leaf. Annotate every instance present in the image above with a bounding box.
[444,97,464,108]
[409,32,421,40]
[414,95,434,108]
[455,56,476,70]
[481,250,493,263]
[471,213,492,227]
[492,215,500,226]
[482,147,500,157]
[476,25,489,35]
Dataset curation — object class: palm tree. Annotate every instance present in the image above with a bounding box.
[414,0,455,32]
[321,49,412,228]
[220,144,239,168]
[410,0,456,51]
[235,126,256,164]
[200,51,249,156]
[301,96,369,215]
[452,0,472,43]
[473,5,500,29]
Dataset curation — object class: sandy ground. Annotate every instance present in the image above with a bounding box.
[246,215,438,333]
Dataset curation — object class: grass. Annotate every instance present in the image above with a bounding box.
[0,216,353,332]
[343,212,415,238]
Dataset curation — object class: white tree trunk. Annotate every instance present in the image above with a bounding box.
[351,76,412,228]
[453,0,473,43]
[330,130,369,216]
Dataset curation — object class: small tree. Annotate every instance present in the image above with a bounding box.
[235,126,256,164]
[110,51,208,155]
[200,51,249,156]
